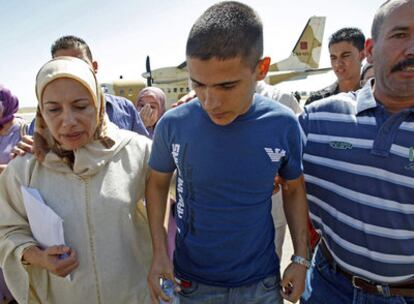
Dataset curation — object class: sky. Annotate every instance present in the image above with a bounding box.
[1,0,384,108]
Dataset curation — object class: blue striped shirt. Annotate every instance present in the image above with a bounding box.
[299,82,414,284]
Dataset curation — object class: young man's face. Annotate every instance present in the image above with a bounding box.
[366,1,414,99]
[187,56,266,126]
[329,41,365,83]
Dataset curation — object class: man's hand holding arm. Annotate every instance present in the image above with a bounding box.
[146,169,175,304]
[10,135,34,159]
[171,90,196,108]
[280,175,309,303]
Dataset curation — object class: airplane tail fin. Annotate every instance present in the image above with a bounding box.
[269,16,326,72]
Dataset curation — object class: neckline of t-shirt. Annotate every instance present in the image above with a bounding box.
[198,95,258,127]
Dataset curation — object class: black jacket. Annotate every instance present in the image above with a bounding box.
[305,82,339,106]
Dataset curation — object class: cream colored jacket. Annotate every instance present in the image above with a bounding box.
[0,123,152,304]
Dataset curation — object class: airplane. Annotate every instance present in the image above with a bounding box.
[266,16,331,84]
[101,77,146,104]
[101,16,330,109]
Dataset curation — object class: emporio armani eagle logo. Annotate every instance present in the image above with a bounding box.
[264,148,286,162]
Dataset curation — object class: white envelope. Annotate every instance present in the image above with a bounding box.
[21,186,72,280]
[21,186,66,249]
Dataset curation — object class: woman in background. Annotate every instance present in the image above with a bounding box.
[0,86,27,173]
[0,85,27,304]
[135,87,166,138]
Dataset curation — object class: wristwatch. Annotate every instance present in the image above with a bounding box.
[291,255,311,269]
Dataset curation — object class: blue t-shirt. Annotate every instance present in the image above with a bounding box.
[149,94,303,287]
[28,94,149,137]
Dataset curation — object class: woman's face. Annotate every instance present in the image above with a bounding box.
[41,78,97,150]
[136,94,162,127]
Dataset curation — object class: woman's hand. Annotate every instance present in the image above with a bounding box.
[139,104,157,128]
[22,245,79,277]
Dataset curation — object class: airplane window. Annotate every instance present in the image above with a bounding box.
[128,89,133,97]
[186,87,190,92]
[180,88,184,93]
[120,89,125,96]
[167,88,171,93]
[173,88,177,93]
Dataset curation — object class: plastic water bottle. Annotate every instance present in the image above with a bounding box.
[160,279,179,304]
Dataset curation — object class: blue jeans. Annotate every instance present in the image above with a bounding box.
[177,275,283,304]
[301,247,414,304]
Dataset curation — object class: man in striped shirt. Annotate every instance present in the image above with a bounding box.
[300,0,414,303]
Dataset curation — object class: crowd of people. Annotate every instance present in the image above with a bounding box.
[0,0,413,303]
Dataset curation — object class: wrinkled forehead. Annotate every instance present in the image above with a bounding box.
[377,0,414,37]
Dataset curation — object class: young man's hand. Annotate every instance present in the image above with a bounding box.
[147,251,175,304]
[281,175,309,302]
[280,262,307,302]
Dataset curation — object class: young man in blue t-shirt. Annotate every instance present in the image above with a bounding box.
[146,2,309,303]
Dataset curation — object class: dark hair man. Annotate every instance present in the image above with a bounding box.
[51,35,95,70]
[305,27,366,105]
[145,1,309,304]
[300,0,414,303]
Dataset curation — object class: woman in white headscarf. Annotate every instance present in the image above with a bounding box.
[0,57,152,304]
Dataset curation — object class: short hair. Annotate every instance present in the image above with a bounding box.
[50,35,93,62]
[371,0,409,40]
[328,27,365,51]
[186,1,263,69]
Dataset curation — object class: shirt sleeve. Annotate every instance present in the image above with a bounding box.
[105,94,150,138]
[148,116,176,173]
[278,116,303,180]
[27,119,35,136]
[0,158,38,304]
[279,93,303,114]
[122,99,150,138]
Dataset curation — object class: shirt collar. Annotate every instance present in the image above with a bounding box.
[356,78,377,114]
[356,79,414,115]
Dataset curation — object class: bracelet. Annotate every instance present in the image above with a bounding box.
[291,255,311,269]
